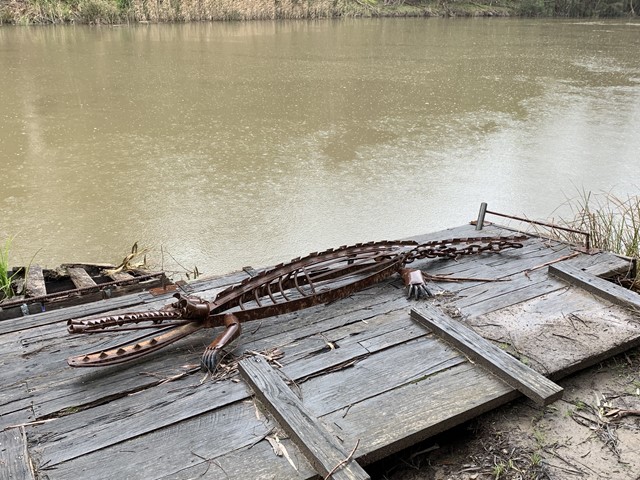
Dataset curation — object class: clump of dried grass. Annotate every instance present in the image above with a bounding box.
[563,190,639,257]
[555,190,640,286]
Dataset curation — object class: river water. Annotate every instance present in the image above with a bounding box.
[1,18,639,276]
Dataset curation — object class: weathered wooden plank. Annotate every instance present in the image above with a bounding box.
[31,377,251,466]
[0,407,35,431]
[107,271,134,281]
[157,435,316,480]
[549,263,640,311]
[456,275,565,318]
[0,427,35,480]
[323,361,519,465]
[239,357,370,480]
[299,336,465,417]
[38,401,280,480]
[24,265,47,298]
[67,267,98,290]
[411,304,563,405]
[453,268,551,308]
[567,251,634,278]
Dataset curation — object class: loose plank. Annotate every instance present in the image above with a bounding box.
[0,427,35,480]
[67,267,98,289]
[411,304,563,405]
[239,357,370,480]
[24,265,47,298]
[549,263,640,311]
[107,271,134,281]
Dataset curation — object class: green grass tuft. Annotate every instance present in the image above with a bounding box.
[0,237,18,299]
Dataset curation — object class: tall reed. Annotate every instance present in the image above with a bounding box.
[557,190,640,286]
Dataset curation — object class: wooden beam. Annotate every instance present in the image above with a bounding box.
[0,427,36,480]
[108,271,134,282]
[24,265,46,298]
[410,304,563,406]
[67,267,98,289]
[238,357,370,480]
[549,263,640,310]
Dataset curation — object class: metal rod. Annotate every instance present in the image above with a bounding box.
[484,209,590,250]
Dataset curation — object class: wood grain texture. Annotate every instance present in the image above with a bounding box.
[0,427,35,480]
[24,265,46,298]
[411,304,563,405]
[549,263,640,311]
[67,267,98,289]
[239,357,370,480]
[324,361,519,464]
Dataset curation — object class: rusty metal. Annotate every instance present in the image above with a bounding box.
[474,204,591,250]
[67,235,527,370]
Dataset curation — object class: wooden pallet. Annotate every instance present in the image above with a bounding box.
[0,263,172,321]
[1,224,639,479]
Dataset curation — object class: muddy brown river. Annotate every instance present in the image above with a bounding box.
[1,18,639,275]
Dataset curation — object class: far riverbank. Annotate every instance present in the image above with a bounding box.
[1,0,637,25]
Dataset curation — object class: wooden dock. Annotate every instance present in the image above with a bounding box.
[1,224,639,480]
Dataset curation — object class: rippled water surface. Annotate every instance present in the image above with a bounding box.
[1,18,639,275]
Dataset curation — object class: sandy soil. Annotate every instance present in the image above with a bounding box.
[368,345,640,480]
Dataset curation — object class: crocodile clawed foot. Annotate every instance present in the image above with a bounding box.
[406,283,432,300]
[400,268,432,300]
[201,347,223,372]
[201,313,242,373]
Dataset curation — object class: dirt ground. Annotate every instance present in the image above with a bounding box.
[368,345,640,480]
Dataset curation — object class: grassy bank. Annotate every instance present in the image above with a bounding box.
[1,0,636,25]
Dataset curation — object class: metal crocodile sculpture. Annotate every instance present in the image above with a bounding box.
[67,234,526,371]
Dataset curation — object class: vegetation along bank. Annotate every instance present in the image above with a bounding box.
[1,0,638,25]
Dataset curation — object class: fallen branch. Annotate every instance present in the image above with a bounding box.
[425,273,510,283]
[604,408,640,419]
[324,439,360,480]
[524,252,580,277]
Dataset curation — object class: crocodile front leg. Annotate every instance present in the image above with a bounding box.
[400,268,432,300]
[201,313,242,372]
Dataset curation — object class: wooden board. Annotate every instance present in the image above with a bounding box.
[24,265,46,298]
[0,427,35,480]
[107,271,134,281]
[67,267,98,290]
[549,263,640,311]
[411,304,563,405]
[239,357,370,480]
